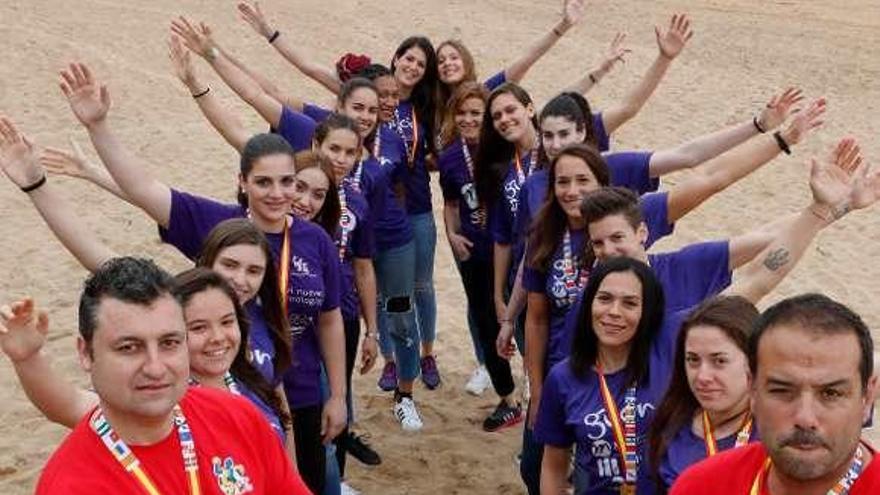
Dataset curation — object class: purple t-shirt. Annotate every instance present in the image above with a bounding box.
[534,307,690,495]
[236,380,284,443]
[522,228,588,370]
[604,151,660,195]
[368,126,414,250]
[659,419,760,489]
[337,182,375,321]
[158,189,340,408]
[276,106,318,152]
[303,103,333,123]
[392,99,432,215]
[437,139,492,260]
[247,301,277,386]
[483,71,506,91]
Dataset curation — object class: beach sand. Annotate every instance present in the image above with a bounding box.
[1,0,879,493]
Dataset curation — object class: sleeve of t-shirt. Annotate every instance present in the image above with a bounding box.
[593,112,611,153]
[276,106,317,152]
[483,70,507,91]
[514,181,533,241]
[303,103,332,123]
[352,210,376,259]
[320,231,342,311]
[534,365,575,447]
[491,196,515,244]
[604,151,660,195]
[639,191,674,248]
[158,189,240,260]
[436,148,461,201]
[521,258,548,293]
[663,241,733,304]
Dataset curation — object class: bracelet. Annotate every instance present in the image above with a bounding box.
[752,115,767,134]
[191,87,210,99]
[20,174,47,193]
[773,131,792,155]
[268,30,280,44]
[552,26,564,37]
[589,73,598,85]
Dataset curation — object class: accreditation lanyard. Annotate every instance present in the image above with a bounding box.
[188,372,240,396]
[337,186,353,261]
[749,445,865,495]
[349,160,364,193]
[372,128,381,160]
[702,410,753,457]
[513,148,535,186]
[90,405,201,495]
[461,138,487,228]
[395,105,419,166]
[561,229,588,305]
[277,216,292,317]
[596,364,639,493]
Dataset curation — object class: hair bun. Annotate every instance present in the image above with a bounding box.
[336,53,372,82]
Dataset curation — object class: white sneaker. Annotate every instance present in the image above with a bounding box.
[464,365,491,396]
[341,482,361,495]
[393,397,424,432]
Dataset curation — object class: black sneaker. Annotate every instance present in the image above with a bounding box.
[345,432,381,466]
[482,401,524,432]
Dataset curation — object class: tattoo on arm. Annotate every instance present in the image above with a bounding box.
[763,248,791,271]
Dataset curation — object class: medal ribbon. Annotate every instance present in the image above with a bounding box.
[461,138,487,228]
[513,148,536,186]
[372,127,381,160]
[277,217,291,317]
[702,410,753,457]
[749,445,865,495]
[394,105,419,166]
[91,405,201,495]
[561,229,588,305]
[337,186,352,261]
[596,364,639,490]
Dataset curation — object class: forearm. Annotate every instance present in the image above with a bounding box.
[493,243,512,309]
[505,18,572,83]
[602,55,672,134]
[276,385,298,463]
[505,258,529,320]
[222,47,304,112]
[12,350,97,428]
[28,185,115,272]
[540,447,572,495]
[179,74,251,152]
[270,34,341,95]
[650,119,757,178]
[207,50,282,127]
[563,63,610,96]
[317,309,347,400]
[524,301,549,393]
[353,259,378,333]
[443,201,462,240]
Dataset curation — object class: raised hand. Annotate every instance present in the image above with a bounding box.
[170,17,217,59]
[809,137,862,216]
[779,97,826,146]
[238,1,274,39]
[59,63,111,128]
[39,137,93,179]
[562,0,586,28]
[0,116,43,188]
[168,35,198,87]
[850,161,880,211]
[759,87,805,131]
[0,298,49,363]
[599,32,631,72]
[655,13,694,60]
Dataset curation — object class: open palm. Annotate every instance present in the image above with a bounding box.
[60,63,110,127]
[656,13,694,59]
[0,298,49,363]
[809,138,861,208]
[0,117,43,187]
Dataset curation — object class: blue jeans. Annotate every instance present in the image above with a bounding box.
[374,240,420,381]
[409,212,437,347]
[455,258,485,365]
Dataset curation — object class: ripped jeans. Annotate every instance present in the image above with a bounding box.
[374,240,420,381]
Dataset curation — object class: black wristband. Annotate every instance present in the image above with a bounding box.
[21,174,47,193]
[773,131,792,155]
[268,30,280,44]
[192,87,210,99]
[589,73,598,85]
[753,115,767,134]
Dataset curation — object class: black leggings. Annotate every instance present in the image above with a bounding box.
[334,317,361,477]
[459,256,515,397]
[292,404,325,493]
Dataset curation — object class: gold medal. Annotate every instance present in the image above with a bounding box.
[619,484,636,495]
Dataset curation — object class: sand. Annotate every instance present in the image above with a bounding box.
[1,0,879,493]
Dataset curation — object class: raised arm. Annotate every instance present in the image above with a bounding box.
[665,97,825,223]
[0,117,116,271]
[220,46,305,113]
[238,1,342,95]
[60,62,173,227]
[503,0,585,83]
[171,18,283,128]
[169,35,251,152]
[648,88,807,178]
[40,138,127,201]
[601,13,694,134]
[0,298,98,428]
[564,32,630,95]
[728,138,874,303]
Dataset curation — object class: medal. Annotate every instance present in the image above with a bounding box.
[461,138,487,228]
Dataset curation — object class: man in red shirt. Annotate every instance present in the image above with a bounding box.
[20,257,310,494]
[671,293,879,494]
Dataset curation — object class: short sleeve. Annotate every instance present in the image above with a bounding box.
[158,189,241,260]
[534,366,575,447]
[437,147,462,201]
[303,103,332,123]
[320,233,342,311]
[490,196,515,245]
[351,210,376,259]
[483,71,507,91]
[640,191,674,248]
[604,151,660,195]
[522,256,548,293]
[277,106,317,152]
[593,113,610,152]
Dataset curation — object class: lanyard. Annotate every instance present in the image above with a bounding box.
[349,159,364,192]
[395,105,419,166]
[749,445,865,495]
[561,229,588,305]
[277,217,291,317]
[91,405,201,495]
[337,186,353,261]
[513,148,535,186]
[461,138,487,228]
[702,410,753,457]
[372,127,381,159]
[596,364,638,493]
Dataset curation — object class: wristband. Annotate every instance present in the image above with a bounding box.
[589,73,598,85]
[553,26,564,37]
[752,115,767,134]
[268,30,280,44]
[21,174,47,193]
[364,331,377,340]
[773,131,792,155]
[191,87,210,99]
